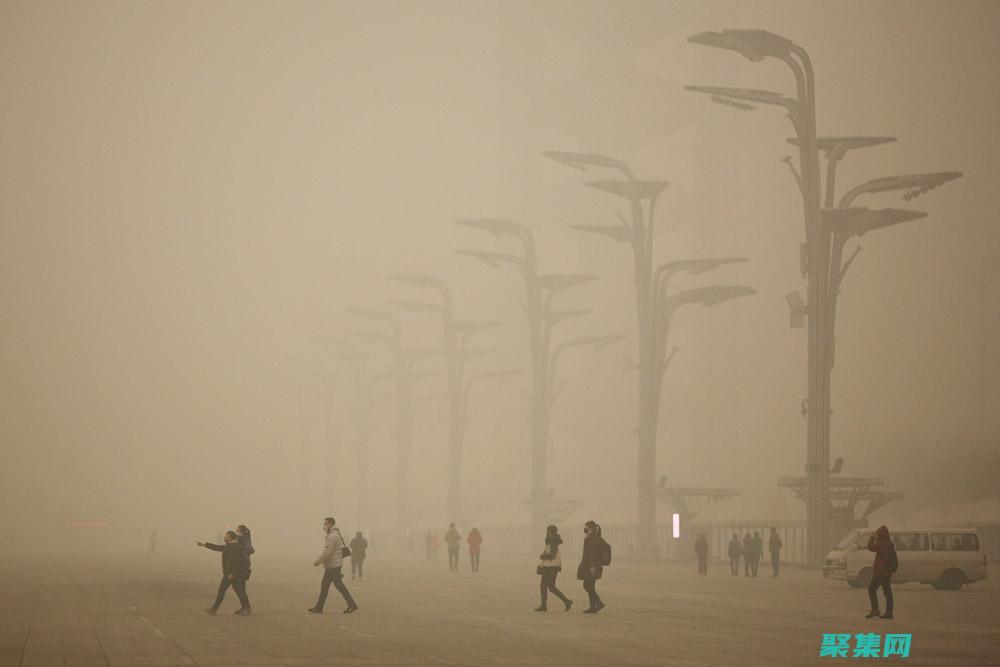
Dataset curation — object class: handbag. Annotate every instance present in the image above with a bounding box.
[342,546,352,558]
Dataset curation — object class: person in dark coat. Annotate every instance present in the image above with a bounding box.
[535,525,572,612]
[768,527,783,577]
[694,534,709,575]
[727,534,742,575]
[236,525,254,579]
[866,525,896,619]
[577,520,609,614]
[742,533,753,576]
[750,531,763,577]
[198,531,252,615]
[349,531,368,581]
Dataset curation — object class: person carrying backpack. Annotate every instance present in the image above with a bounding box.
[577,520,610,614]
[865,525,896,619]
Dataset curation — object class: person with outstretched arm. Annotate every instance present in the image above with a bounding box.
[197,531,251,615]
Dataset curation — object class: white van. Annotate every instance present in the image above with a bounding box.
[824,527,988,590]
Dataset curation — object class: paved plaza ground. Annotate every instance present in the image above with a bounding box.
[0,550,997,665]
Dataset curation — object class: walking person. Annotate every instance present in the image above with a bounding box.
[865,525,897,619]
[236,524,254,579]
[198,531,252,615]
[728,534,742,576]
[535,525,572,612]
[308,517,358,614]
[467,527,482,572]
[742,532,753,576]
[750,531,763,577]
[577,521,610,614]
[694,533,709,575]
[349,531,368,581]
[444,523,461,572]
[768,527,783,577]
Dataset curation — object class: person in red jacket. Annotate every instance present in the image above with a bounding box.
[865,525,896,619]
[467,528,483,572]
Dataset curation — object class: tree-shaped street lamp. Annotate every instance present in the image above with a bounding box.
[457,218,616,538]
[687,29,962,564]
[546,150,754,557]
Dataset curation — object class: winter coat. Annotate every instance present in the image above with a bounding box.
[769,533,783,553]
[750,535,764,560]
[315,527,346,569]
[694,537,709,557]
[538,534,563,571]
[238,530,255,560]
[204,542,250,579]
[444,528,462,549]
[349,536,368,560]
[728,538,742,557]
[577,532,608,581]
[868,525,896,578]
[467,530,482,556]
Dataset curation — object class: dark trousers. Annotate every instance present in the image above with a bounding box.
[697,554,707,574]
[448,547,459,571]
[744,553,751,575]
[770,550,780,576]
[351,557,365,579]
[868,575,893,612]
[316,566,356,611]
[212,574,250,610]
[470,553,480,572]
[750,556,759,576]
[539,569,569,607]
[582,578,602,609]
[730,555,740,575]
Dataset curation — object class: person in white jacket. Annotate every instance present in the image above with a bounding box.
[308,517,358,614]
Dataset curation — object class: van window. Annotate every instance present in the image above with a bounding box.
[930,533,980,551]
[834,530,861,550]
[894,532,928,551]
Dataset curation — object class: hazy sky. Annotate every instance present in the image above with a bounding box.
[2,0,998,542]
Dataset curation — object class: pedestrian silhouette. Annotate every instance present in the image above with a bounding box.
[444,523,461,572]
[577,521,610,614]
[694,533,709,575]
[728,534,742,576]
[308,517,358,614]
[198,531,251,615]
[768,527,783,577]
[467,527,482,572]
[350,531,368,581]
[535,524,572,612]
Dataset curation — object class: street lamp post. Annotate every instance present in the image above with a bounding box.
[546,151,754,558]
[389,273,502,523]
[457,219,614,540]
[687,30,962,564]
[346,308,437,542]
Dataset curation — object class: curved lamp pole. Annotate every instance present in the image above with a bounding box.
[457,218,608,539]
[546,151,754,557]
[687,29,962,564]
[389,273,502,523]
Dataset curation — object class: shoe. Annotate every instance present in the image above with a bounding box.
[205,607,218,615]
[343,606,358,614]
[865,609,881,618]
[307,607,323,614]
[534,606,547,612]
[594,601,605,613]
[564,599,573,612]
[583,608,597,614]
[880,612,893,619]
[235,607,252,615]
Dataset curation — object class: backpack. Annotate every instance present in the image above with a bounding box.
[602,539,612,566]
[888,548,898,574]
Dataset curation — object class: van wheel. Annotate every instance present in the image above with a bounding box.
[855,568,873,589]
[846,578,862,588]
[938,569,965,591]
